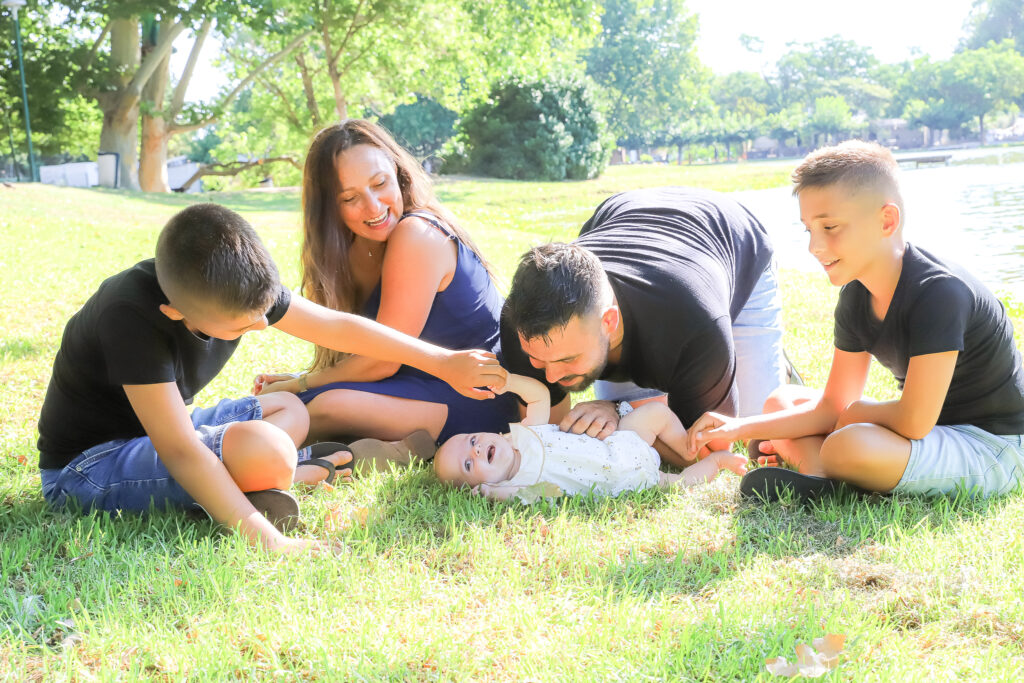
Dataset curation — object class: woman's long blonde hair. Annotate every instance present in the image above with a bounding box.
[301,119,491,371]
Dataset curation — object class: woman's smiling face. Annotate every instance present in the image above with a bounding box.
[335,144,404,243]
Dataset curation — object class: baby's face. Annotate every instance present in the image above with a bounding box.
[434,432,516,487]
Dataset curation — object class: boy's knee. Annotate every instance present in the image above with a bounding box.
[820,424,871,476]
[223,420,297,490]
[260,391,307,420]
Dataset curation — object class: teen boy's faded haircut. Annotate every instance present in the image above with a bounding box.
[504,243,608,342]
[155,204,280,314]
[792,140,904,213]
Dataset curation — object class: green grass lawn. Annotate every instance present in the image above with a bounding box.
[2,161,1024,680]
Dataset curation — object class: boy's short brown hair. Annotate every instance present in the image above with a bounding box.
[792,140,903,213]
[155,203,280,314]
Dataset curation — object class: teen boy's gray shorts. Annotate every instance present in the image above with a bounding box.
[894,424,1024,498]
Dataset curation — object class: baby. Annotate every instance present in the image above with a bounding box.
[434,374,747,501]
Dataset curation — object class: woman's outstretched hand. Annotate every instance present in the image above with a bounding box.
[253,372,300,396]
[438,349,507,400]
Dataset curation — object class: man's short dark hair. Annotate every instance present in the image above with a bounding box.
[155,203,279,314]
[504,243,607,341]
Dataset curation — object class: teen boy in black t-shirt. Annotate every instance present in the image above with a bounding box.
[37,204,505,554]
[688,141,1024,500]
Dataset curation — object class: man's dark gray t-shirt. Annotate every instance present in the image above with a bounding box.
[834,243,1024,435]
[37,259,291,469]
[501,187,774,427]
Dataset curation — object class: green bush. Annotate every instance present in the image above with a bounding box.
[452,75,611,181]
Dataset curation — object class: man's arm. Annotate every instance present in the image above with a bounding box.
[835,351,957,439]
[273,294,505,399]
[123,383,292,552]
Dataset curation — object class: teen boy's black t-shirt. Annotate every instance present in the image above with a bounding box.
[36,259,291,469]
[501,187,774,427]
[834,244,1024,435]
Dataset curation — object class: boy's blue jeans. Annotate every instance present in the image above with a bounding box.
[40,396,263,513]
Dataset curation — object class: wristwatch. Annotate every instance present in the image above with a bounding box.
[615,400,634,417]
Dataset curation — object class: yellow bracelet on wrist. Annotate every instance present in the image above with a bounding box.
[298,373,309,392]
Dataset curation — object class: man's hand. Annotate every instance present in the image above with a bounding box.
[559,400,618,439]
[687,411,744,458]
[439,350,507,399]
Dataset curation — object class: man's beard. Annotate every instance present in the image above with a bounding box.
[557,339,610,393]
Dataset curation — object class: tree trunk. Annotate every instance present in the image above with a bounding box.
[676,143,683,165]
[139,21,172,193]
[979,114,986,146]
[97,18,141,190]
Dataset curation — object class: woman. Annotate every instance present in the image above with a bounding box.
[255,119,516,448]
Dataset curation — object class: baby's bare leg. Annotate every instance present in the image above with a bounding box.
[660,451,748,489]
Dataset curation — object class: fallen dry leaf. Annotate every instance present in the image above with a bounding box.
[766,633,846,678]
[350,506,370,527]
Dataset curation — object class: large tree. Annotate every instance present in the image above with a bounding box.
[585,0,707,146]
[962,0,1024,53]
[0,1,101,168]
[218,0,597,155]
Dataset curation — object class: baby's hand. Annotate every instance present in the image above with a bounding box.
[471,483,495,498]
[487,375,509,395]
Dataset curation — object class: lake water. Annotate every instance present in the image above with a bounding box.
[731,149,1024,301]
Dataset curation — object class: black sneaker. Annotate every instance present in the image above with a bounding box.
[739,467,840,503]
[245,488,300,532]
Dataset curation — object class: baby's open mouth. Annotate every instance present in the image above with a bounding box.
[487,444,495,462]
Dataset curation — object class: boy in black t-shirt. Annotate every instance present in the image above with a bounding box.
[37,204,505,554]
[687,141,1024,500]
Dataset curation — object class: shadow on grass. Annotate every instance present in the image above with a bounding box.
[0,337,45,361]
[598,488,1014,602]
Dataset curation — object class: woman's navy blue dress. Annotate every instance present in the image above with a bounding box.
[297,212,517,442]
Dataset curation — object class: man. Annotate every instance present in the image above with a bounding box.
[500,187,786,465]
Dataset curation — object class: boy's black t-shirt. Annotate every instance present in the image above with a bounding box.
[501,187,774,427]
[834,244,1024,435]
[37,259,291,469]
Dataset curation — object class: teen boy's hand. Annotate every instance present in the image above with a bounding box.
[687,411,745,458]
[438,349,507,399]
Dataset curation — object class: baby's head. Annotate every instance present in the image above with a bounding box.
[434,431,518,487]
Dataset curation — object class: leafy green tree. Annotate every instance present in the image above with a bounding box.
[223,0,597,145]
[585,0,707,145]
[940,40,1024,142]
[0,1,101,165]
[711,71,774,113]
[376,96,457,159]
[767,104,807,149]
[775,36,879,112]
[808,95,853,145]
[962,0,1024,53]
[456,75,611,181]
